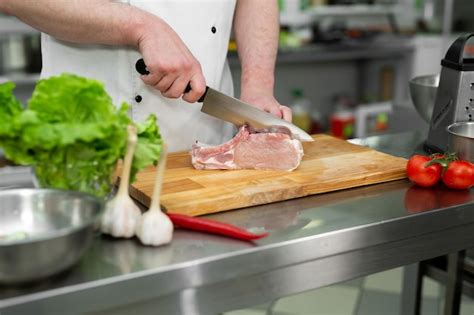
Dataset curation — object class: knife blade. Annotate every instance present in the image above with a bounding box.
[199,87,314,142]
[135,59,314,141]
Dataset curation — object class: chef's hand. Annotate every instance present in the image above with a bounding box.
[137,18,206,103]
[240,88,292,122]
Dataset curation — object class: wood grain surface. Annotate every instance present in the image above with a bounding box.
[130,134,407,216]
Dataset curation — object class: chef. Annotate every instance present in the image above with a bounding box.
[0,0,292,152]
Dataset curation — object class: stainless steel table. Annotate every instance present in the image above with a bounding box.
[1,131,473,315]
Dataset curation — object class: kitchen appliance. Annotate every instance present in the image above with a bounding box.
[0,189,102,284]
[135,59,313,142]
[425,33,474,153]
[129,134,407,216]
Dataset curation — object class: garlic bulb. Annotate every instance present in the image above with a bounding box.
[101,125,141,238]
[135,208,173,246]
[100,193,141,238]
[136,143,174,246]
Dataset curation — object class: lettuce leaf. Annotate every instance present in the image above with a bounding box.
[133,115,162,180]
[29,73,117,123]
[0,82,23,137]
[0,74,162,197]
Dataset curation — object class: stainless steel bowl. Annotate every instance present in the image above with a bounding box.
[0,189,103,284]
[409,74,439,123]
[447,122,474,162]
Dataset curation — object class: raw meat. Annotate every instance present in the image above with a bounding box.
[191,125,304,171]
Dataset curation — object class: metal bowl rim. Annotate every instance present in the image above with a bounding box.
[446,122,474,140]
[408,74,440,87]
[0,188,103,247]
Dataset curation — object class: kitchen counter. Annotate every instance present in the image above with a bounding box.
[1,131,473,315]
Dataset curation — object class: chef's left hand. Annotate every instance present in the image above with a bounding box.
[240,89,292,122]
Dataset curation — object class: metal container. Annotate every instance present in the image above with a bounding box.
[0,189,103,284]
[447,122,474,162]
[408,74,439,123]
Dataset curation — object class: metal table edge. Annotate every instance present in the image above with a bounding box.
[1,201,473,312]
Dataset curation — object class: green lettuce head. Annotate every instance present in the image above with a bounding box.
[0,74,162,197]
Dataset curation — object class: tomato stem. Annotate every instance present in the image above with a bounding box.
[426,152,458,169]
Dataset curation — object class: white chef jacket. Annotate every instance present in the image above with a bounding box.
[40,0,236,152]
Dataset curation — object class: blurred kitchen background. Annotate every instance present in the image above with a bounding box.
[1,0,473,139]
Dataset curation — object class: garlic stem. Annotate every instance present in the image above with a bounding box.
[118,125,138,196]
[100,125,141,238]
[149,143,168,212]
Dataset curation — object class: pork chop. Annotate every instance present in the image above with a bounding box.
[191,125,304,171]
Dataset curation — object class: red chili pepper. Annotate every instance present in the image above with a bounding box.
[166,213,268,241]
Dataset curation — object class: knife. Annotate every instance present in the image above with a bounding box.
[135,59,314,141]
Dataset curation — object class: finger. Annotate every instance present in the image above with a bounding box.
[162,75,189,99]
[155,74,176,93]
[280,105,292,122]
[140,73,164,87]
[182,73,206,103]
[267,106,283,119]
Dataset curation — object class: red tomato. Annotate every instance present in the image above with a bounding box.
[441,161,474,190]
[406,155,442,187]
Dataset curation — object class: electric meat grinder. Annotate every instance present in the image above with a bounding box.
[425,33,474,153]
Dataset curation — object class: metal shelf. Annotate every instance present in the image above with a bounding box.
[280,4,400,33]
[228,36,414,65]
[309,4,396,18]
[424,262,474,299]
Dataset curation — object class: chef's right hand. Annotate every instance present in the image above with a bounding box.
[137,18,206,103]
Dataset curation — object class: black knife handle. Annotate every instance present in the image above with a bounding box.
[135,58,149,75]
[135,58,206,103]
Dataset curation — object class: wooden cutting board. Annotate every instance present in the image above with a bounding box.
[130,134,407,216]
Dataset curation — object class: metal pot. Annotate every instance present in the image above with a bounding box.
[447,122,474,162]
[0,189,103,284]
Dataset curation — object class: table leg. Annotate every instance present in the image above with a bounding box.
[265,300,278,315]
[400,263,423,315]
[444,250,466,315]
